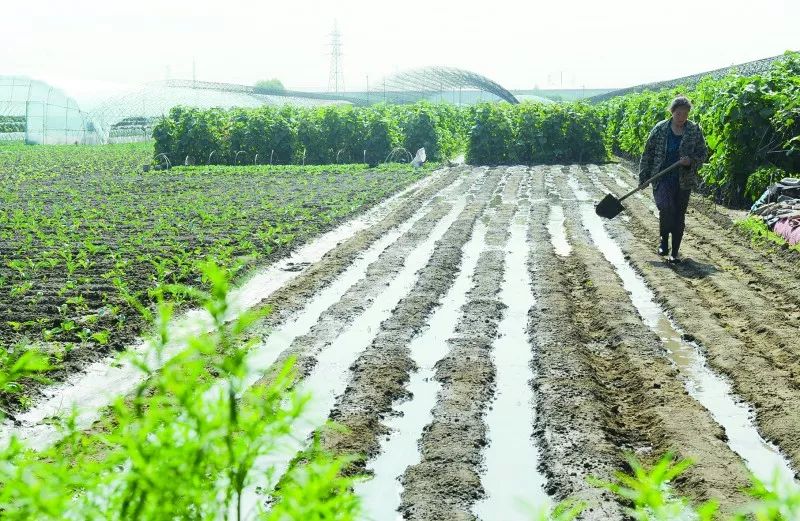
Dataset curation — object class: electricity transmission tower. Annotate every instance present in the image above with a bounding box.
[327,22,345,93]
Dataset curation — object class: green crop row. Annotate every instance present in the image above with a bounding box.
[598,51,800,206]
[153,102,470,166]
[153,101,609,168]
[467,102,607,165]
[0,143,432,411]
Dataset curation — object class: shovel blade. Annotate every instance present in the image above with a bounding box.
[595,193,625,219]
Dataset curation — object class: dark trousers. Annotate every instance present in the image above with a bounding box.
[659,189,691,254]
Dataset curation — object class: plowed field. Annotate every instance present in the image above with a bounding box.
[5,164,800,520]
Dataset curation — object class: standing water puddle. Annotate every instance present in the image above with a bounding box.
[241,173,473,391]
[355,218,489,521]
[568,175,797,487]
[235,193,472,519]
[474,189,546,520]
[546,205,572,257]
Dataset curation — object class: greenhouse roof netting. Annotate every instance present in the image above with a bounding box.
[86,69,524,144]
[89,81,345,144]
[379,66,520,104]
[2,66,525,145]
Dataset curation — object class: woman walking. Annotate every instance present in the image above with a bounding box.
[638,96,708,262]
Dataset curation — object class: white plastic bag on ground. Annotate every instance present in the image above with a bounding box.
[411,147,426,168]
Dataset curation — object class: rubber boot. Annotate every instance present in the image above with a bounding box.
[670,231,683,263]
[658,235,669,256]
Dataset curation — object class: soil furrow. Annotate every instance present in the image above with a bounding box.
[251,167,477,330]
[688,195,800,274]
[573,165,800,473]
[554,166,753,516]
[474,168,547,521]
[320,168,506,478]
[587,168,800,395]
[355,182,500,520]
[398,189,516,520]
[587,166,800,357]
[254,168,487,387]
[262,201,454,381]
[603,165,800,329]
[526,166,626,520]
[238,168,489,516]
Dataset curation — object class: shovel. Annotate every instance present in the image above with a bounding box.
[595,161,681,219]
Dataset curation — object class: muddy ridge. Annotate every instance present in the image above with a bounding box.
[252,167,473,334]
[555,166,753,516]
[527,167,627,519]
[399,190,517,520]
[321,168,506,475]
[252,168,483,391]
[263,200,455,383]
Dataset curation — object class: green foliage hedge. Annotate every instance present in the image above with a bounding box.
[153,101,609,169]
[599,51,800,206]
[153,103,470,167]
[153,50,800,206]
[467,103,607,165]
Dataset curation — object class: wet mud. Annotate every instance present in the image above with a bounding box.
[399,196,516,520]
[581,164,800,476]
[10,163,800,520]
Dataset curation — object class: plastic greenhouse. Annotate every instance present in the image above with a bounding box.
[0,76,97,144]
[1,66,532,145]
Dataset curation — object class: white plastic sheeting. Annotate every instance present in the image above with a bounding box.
[0,76,97,144]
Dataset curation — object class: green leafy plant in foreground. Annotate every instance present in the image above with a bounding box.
[530,500,586,521]
[0,262,359,521]
[734,476,800,520]
[593,453,800,521]
[0,346,53,418]
[592,454,718,521]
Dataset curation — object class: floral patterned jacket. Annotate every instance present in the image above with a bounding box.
[638,119,708,190]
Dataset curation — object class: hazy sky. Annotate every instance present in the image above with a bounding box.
[3,0,798,105]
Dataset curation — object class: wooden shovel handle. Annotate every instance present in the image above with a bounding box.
[618,161,682,203]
